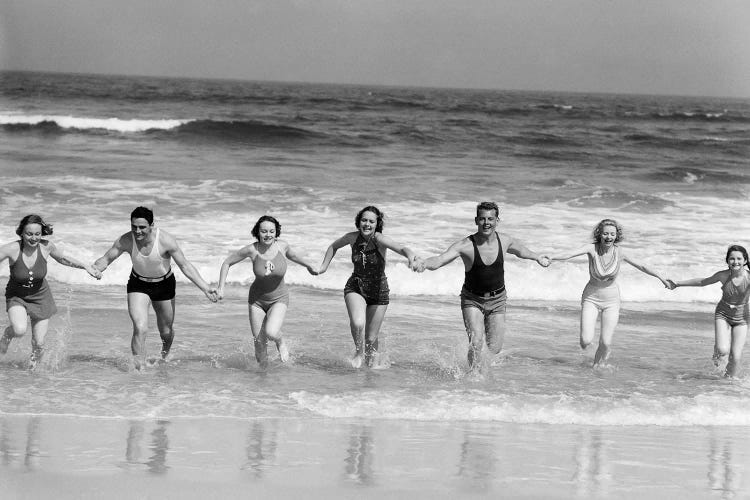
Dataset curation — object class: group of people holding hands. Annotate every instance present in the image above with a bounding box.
[2,203,749,378]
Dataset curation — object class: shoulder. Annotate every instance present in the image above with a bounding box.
[497,232,514,249]
[115,232,133,250]
[339,231,359,245]
[157,229,179,250]
[39,240,54,256]
[275,239,290,252]
[0,241,20,259]
[449,236,473,253]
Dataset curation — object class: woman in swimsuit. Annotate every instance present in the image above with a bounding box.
[0,214,101,367]
[217,215,317,368]
[318,206,419,368]
[549,219,669,366]
[667,245,750,378]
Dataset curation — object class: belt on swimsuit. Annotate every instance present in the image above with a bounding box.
[130,269,173,283]
[464,285,506,298]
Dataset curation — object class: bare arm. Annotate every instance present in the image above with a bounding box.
[163,232,217,302]
[318,232,356,274]
[669,269,726,288]
[374,233,418,268]
[93,234,128,272]
[281,240,318,275]
[217,245,254,298]
[549,245,591,262]
[421,239,468,272]
[623,254,670,288]
[47,241,102,279]
[505,234,549,267]
[0,242,18,264]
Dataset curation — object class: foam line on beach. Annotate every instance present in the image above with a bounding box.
[290,390,750,426]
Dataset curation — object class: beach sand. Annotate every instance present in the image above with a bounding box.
[2,414,749,499]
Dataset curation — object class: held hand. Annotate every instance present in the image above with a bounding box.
[665,279,677,290]
[205,288,219,303]
[216,286,225,300]
[86,265,103,280]
[410,257,423,272]
[537,255,551,268]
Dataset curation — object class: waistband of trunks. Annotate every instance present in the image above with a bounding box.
[462,285,506,298]
[130,268,173,283]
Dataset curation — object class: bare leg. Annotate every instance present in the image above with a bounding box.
[345,293,367,368]
[152,299,176,359]
[714,318,732,369]
[726,324,748,378]
[261,303,289,362]
[1,306,30,354]
[462,306,487,370]
[249,305,268,368]
[364,304,388,367]
[593,305,620,366]
[580,302,599,350]
[29,318,50,368]
[484,312,506,355]
[127,293,152,369]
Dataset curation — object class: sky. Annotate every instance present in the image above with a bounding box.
[1,0,749,97]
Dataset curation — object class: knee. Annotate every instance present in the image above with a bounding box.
[349,319,365,334]
[715,343,730,357]
[466,329,483,348]
[7,322,27,337]
[132,321,149,336]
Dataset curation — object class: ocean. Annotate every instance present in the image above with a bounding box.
[1,70,750,498]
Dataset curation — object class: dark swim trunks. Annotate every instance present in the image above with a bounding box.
[126,270,176,301]
[344,275,390,306]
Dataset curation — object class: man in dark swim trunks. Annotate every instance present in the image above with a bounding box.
[416,202,549,369]
[93,207,218,369]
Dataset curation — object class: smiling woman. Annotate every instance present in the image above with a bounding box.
[317,205,419,368]
[217,214,318,368]
[0,214,101,367]
[549,218,671,366]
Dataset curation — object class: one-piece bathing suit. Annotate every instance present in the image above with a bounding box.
[5,242,58,321]
[248,248,289,312]
[581,245,621,311]
[715,271,750,326]
[344,234,389,306]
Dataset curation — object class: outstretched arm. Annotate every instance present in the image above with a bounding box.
[164,234,217,302]
[217,246,253,299]
[420,239,467,272]
[505,235,550,267]
[47,242,101,279]
[623,254,671,288]
[668,269,726,289]
[549,245,590,262]
[283,241,318,275]
[318,233,355,274]
[93,234,128,273]
[374,233,419,268]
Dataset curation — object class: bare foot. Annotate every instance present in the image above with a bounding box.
[277,339,290,363]
[350,353,364,369]
[0,327,13,355]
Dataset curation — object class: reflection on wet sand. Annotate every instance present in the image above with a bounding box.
[243,420,278,478]
[573,428,611,498]
[709,430,741,500]
[457,429,496,492]
[344,425,375,485]
[125,419,170,473]
[0,416,42,471]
